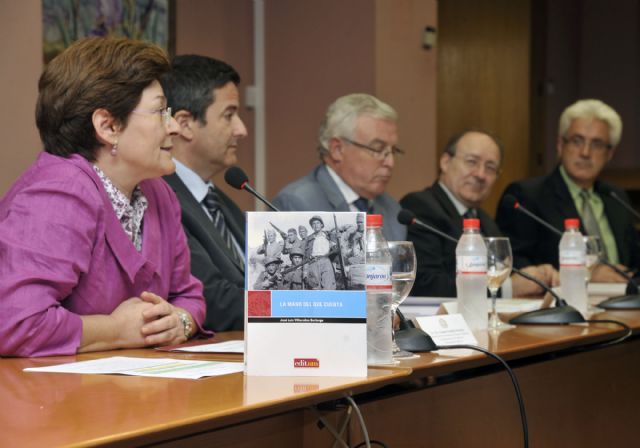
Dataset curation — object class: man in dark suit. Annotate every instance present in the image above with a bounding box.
[272,94,406,242]
[160,55,248,331]
[401,130,558,297]
[496,99,638,281]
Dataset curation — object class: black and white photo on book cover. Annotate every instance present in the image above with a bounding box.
[246,211,366,292]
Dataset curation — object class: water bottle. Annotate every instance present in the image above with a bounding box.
[559,218,587,315]
[456,218,488,331]
[365,214,393,365]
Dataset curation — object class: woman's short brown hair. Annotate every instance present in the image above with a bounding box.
[36,37,170,161]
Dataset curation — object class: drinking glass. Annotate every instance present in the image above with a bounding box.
[584,236,603,283]
[485,237,513,329]
[388,241,417,359]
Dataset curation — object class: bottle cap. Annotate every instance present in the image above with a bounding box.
[366,214,383,227]
[463,218,480,229]
[564,218,580,229]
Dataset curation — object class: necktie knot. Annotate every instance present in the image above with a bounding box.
[580,189,590,201]
[203,186,221,212]
[353,197,370,213]
[463,208,477,219]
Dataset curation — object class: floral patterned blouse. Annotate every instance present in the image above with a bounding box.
[93,165,148,251]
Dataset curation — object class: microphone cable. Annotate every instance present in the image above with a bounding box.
[310,394,390,448]
[435,344,529,448]
[582,318,632,348]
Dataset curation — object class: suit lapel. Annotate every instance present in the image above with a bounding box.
[315,165,350,211]
[164,174,244,272]
[432,182,464,238]
[549,167,582,230]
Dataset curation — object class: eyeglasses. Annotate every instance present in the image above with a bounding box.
[454,154,500,177]
[132,106,172,126]
[340,137,404,160]
[562,135,612,152]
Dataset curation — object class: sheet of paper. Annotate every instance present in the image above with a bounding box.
[415,314,478,346]
[400,296,449,319]
[169,340,245,354]
[587,282,626,297]
[439,299,542,315]
[494,298,543,313]
[24,356,244,379]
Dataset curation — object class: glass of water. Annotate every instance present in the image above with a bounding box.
[485,237,513,330]
[388,241,417,359]
[584,236,603,283]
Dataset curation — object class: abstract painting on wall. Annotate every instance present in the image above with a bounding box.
[42,0,173,63]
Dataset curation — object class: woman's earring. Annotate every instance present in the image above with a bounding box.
[111,138,118,156]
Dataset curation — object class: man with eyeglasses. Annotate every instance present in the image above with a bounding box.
[496,99,639,281]
[272,93,406,242]
[401,130,558,297]
[160,55,248,331]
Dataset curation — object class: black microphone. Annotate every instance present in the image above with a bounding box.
[502,194,562,237]
[398,209,459,243]
[502,194,640,310]
[609,190,640,221]
[399,208,585,324]
[224,166,279,212]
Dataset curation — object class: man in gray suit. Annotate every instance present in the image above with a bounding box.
[272,93,406,242]
[161,55,247,332]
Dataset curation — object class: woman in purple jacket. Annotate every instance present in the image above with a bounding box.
[0,37,208,357]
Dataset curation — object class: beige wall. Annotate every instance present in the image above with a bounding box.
[0,1,437,209]
[376,0,438,198]
[437,0,531,216]
[264,0,376,198]
[266,0,438,201]
[175,0,256,210]
[0,1,42,195]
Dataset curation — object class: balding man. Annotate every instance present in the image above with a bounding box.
[401,130,558,298]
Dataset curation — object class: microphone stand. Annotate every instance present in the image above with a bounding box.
[609,190,640,220]
[394,309,437,352]
[595,260,640,310]
[508,268,585,325]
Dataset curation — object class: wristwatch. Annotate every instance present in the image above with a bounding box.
[176,310,193,340]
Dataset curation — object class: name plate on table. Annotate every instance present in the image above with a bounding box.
[415,314,478,346]
[245,211,367,377]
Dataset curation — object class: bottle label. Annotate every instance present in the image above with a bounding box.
[456,255,487,274]
[560,250,586,267]
[365,264,392,290]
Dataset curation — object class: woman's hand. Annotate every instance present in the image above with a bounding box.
[80,293,195,353]
[139,291,192,346]
[80,297,153,352]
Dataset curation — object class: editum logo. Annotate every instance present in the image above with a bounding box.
[293,358,320,368]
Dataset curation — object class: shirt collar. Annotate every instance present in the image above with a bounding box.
[325,165,361,206]
[439,181,469,216]
[559,165,593,200]
[174,158,213,203]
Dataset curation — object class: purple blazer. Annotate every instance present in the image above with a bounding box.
[0,153,207,357]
